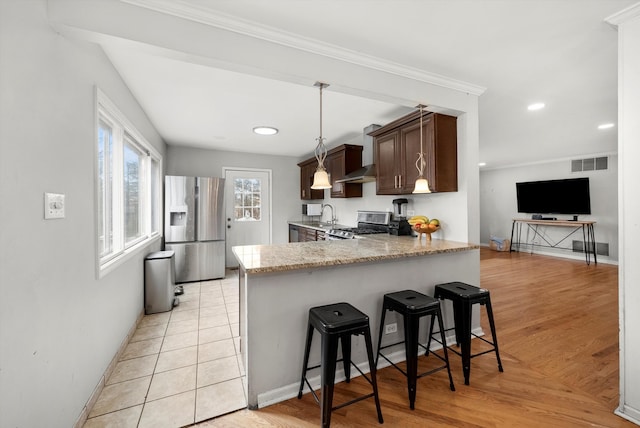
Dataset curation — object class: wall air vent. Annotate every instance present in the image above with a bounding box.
[572,240,609,256]
[571,156,608,172]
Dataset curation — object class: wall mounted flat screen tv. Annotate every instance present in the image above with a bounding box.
[516,177,591,215]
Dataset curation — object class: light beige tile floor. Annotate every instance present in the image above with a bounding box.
[84,269,246,428]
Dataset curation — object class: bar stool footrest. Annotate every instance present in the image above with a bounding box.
[377,346,451,381]
[300,359,382,414]
[431,326,500,361]
[333,392,376,412]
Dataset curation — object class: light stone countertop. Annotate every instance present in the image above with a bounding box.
[288,220,352,231]
[232,235,479,274]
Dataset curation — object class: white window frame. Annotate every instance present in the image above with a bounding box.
[95,87,162,278]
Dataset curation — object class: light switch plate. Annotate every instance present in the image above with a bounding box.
[44,193,65,219]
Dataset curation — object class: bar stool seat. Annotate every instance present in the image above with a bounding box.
[375,290,455,410]
[298,302,383,428]
[433,282,504,385]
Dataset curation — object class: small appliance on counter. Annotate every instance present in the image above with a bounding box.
[302,203,323,216]
[388,198,412,236]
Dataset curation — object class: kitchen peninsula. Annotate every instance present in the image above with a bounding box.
[233,235,480,408]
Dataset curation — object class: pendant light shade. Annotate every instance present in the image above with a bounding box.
[311,169,331,189]
[412,104,432,194]
[311,82,332,190]
[413,178,431,193]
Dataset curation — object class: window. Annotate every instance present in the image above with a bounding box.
[234,178,261,221]
[123,136,144,245]
[97,118,114,257]
[96,88,161,275]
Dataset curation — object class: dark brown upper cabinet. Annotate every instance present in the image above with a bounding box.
[297,157,325,200]
[371,111,457,195]
[326,144,363,198]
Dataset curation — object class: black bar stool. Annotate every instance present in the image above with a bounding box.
[298,302,383,428]
[375,290,455,410]
[433,282,504,385]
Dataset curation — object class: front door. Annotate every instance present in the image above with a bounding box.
[223,168,272,268]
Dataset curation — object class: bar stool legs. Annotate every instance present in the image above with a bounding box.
[434,282,504,385]
[485,298,504,373]
[341,335,351,382]
[298,302,383,427]
[299,323,314,399]
[376,290,455,410]
[404,315,420,409]
[320,332,338,426]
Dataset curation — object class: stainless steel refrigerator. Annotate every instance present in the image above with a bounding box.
[164,176,225,283]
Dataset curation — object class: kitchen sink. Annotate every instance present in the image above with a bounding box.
[295,221,347,230]
[309,222,336,229]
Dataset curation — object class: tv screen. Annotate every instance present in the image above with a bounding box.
[516,178,591,215]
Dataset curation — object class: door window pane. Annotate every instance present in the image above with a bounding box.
[234,178,261,221]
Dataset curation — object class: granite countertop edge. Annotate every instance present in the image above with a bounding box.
[233,236,480,274]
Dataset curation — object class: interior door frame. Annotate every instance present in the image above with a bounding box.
[222,166,273,248]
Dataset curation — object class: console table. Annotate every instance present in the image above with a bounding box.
[509,218,597,265]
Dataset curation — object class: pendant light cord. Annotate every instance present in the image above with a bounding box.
[315,83,327,169]
[415,104,426,177]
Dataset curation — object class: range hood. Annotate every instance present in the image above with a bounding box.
[335,164,376,183]
[335,124,380,184]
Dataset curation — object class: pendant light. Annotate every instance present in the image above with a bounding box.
[412,104,432,194]
[310,82,332,190]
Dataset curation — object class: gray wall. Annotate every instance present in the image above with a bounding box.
[166,146,300,244]
[479,157,618,262]
[0,2,166,427]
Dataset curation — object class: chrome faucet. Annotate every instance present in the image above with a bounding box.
[321,203,336,225]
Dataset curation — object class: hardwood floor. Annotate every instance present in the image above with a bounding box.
[198,249,634,427]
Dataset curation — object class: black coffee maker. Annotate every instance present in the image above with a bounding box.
[389,198,412,236]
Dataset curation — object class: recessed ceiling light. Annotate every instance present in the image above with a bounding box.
[527,102,545,111]
[478,162,487,167]
[253,126,278,135]
[597,123,615,130]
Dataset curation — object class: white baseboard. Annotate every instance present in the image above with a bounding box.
[257,328,482,409]
[615,405,640,425]
[257,348,408,409]
[480,242,617,265]
[74,309,145,428]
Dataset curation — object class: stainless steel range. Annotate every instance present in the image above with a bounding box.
[326,211,391,240]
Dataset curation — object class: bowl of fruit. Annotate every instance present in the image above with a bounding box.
[408,216,440,241]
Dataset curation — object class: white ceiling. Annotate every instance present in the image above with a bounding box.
[86,0,636,168]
